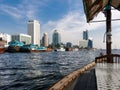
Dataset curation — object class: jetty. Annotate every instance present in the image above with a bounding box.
[48,0,120,90]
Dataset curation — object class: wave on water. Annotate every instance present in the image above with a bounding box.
[0,49,113,90]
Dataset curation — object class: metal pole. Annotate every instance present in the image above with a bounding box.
[106,4,112,63]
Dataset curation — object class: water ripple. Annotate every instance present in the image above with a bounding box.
[0,50,101,90]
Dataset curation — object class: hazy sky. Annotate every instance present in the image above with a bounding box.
[0,0,120,49]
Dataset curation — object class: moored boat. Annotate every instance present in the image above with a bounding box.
[0,40,7,54]
[65,47,73,51]
[20,44,52,52]
[0,47,6,54]
[54,47,65,52]
[7,40,24,53]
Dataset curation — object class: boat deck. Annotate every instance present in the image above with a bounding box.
[74,68,97,90]
[96,63,120,90]
[48,54,120,90]
[75,63,120,90]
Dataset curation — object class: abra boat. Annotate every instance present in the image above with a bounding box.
[7,40,24,53]
[20,44,52,52]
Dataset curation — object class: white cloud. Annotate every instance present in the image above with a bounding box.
[0,5,23,19]
[0,0,50,19]
[41,11,88,45]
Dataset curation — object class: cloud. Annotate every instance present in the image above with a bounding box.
[0,5,23,19]
[41,11,87,44]
[41,7,120,48]
[0,0,50,19]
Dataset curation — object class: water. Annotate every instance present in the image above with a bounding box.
[0,49,118,90]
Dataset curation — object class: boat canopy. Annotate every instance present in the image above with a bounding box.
[8,40,24,46]
[83,0,120,22]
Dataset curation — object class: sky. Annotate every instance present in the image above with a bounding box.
[0,0,120,49]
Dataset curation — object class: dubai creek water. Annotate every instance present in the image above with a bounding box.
[0,49,119,90]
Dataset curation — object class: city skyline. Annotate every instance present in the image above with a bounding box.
[0,0,120,49]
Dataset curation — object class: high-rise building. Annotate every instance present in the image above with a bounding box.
[83,30,88,40]
[79,30,93,49]
[79,40,88,48]
[27,20,40,46]
[52,30,61,48]
[66,42,72,48]
[42,33,48,47]
[11,33,31,44]
[88,39,93,48]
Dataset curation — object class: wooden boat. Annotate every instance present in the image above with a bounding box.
[30,48,52,52]
[0,47,6,53]
[65,47,73,51]
[48,54,120,90]
[7,40,24,53]
[20,44,52,53]
[0,40,7,54]
[49,0,120,90]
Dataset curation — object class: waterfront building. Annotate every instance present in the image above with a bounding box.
[79,40,88,48]
[52,30,61,48]
[27,20,40,46]
[88,38,93,48]
[83,30,88,40]
[42,33,49,47]
[66,42,72,48]
[11,33,31,44]
[0,33,11,46]
[80,30,93,49]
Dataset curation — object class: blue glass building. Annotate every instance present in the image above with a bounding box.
[88,39,93,48]
[66,42,72,48]
[83,30,88,40]
[52,30,61,48]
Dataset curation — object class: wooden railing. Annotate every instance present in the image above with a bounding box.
[95,54,120,63]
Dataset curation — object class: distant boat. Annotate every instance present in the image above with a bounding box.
[20,44,52,52]
[54,47,65,52]
[30,46,52,52]
[73,48,79,51]
[65,47,73,51]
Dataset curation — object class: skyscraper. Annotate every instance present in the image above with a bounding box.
[88,38,93,48]
[79,30,93,49]
[27,20,40,46]
[83,30,88,40]
[52,30,61,48]
[42,33,48,47]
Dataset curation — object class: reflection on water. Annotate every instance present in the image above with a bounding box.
[0,49,105,90]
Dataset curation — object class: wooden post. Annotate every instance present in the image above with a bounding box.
[106,3,113,63]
